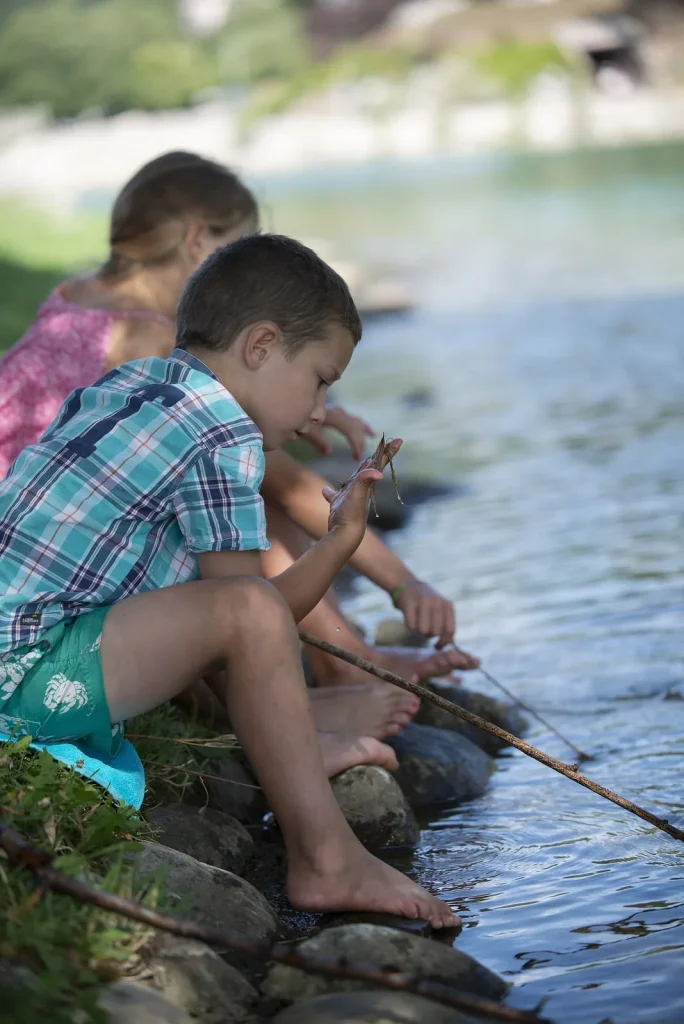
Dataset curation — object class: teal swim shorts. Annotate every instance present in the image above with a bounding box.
[0,607,123,757]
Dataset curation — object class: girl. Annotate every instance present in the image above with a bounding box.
[0,152,477,739]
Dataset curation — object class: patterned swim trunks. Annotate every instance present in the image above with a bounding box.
[0,606,122,757]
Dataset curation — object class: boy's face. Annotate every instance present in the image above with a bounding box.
[251,323,355,451]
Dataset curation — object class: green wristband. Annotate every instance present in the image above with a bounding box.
[391,583,409,607]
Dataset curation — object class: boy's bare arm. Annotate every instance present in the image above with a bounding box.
[262,449,414,592]
[198,528,359,624]
[199,448,394,624]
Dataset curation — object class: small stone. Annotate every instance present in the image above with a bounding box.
[416,682,528,755]
[133,842,279,942]
[272,989,493,1023]
[146,805,253,874]
[374,618,428,648]
[205,756,266,824]
[143,934,258,1023]
[262,924,507,1005]
[99,979,194,1024]
[330,765,419,849]
[388,724,493,809]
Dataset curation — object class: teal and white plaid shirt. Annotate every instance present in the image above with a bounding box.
[0,348,269,652]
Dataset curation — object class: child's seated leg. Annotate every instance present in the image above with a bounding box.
[100,576,459,927]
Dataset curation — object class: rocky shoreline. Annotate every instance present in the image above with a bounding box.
[100,630,528,1024]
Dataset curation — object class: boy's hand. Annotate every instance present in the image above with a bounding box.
[323,438,402,542]
[300,406,375,460]
[393,581,478,665]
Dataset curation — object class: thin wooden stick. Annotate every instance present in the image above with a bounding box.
[0,819,547,1024]
[300,631,684,843]
[451,645,592,763]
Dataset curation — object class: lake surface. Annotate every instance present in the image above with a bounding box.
[266,142,684,1024]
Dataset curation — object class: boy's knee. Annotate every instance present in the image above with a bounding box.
[217,575,292,629]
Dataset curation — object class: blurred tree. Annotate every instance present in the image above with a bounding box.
[215,0,309,84]
[0,0,218,117]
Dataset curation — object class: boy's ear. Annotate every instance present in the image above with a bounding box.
[243,321,282,371]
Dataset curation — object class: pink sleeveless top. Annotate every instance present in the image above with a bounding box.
[0,287,172,479]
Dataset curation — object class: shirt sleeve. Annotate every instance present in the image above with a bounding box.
[172,442,270,553]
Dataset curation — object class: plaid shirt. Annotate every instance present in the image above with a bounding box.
[0,349,268,651]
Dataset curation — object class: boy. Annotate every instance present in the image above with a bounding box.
[0,234,459,927]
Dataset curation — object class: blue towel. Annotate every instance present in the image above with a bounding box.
[0,731,145,809]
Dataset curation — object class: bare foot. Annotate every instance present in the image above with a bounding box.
[310,685,419,738]
[311,643,477,689]
[288,843,461,929]
[317,731,398,776]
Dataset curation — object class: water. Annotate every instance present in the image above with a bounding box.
[267,142,684,1023]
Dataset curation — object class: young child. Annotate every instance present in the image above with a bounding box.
[0,151,477,738]
[0,234,459,927]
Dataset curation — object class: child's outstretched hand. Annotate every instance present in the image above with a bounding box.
[303,405,375,460]
[323,437,402,543]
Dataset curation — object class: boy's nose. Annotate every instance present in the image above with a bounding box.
[309,394,326,426]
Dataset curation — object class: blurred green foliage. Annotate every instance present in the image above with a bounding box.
[0,0,577,121]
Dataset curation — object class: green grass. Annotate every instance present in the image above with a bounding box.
[0,199,107,353]
[0,704,239,1023]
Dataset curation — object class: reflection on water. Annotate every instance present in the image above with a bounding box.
[267,141,684,1023]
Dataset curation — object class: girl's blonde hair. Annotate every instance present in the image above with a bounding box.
[100,151,258,279]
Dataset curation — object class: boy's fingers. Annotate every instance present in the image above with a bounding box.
[322,486,336,504]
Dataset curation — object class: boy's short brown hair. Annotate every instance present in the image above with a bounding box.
[177,234,362,356]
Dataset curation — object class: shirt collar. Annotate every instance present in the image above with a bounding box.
[170,347,219,382]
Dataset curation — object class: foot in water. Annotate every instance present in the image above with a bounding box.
[288,841,461,929]
[310,684,419,738]
[317,730,398,776]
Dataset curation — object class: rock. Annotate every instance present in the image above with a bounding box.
[99,980,194,1024]
[416,682,528,755]
[133,842,279,942]
[374,618,428,648]
[146,805,253,875]
[271,989,490,1023]
[330,766,419,849]
[387,724,493,809]
[205,756,267,824]
[262,924,507,1006]
[320,912,436,937]
[143,934,258,1023]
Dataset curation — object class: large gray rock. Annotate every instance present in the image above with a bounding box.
[330,765,419,849]
[99,980,194,1024]
[133,842,279,941]
[205,756,266,824]
[387,724,493,809]
[143,934,258,1023]
[262,924,507,1006]
[416,682,528,755]
[272,989,494,1023]
[146,805,253,875]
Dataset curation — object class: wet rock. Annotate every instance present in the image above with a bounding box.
[272,989,493,1023]
[387,724,493,809]
[99,979,193,1024]
[416,682,528,755]
[320,911,436,937]
[143,934,258,1023]
[262,924,507,1006]
[133,842,279,942]
[374,617,428,648]
[330,765,419,849]
[205,756,266,824]
[146,805,253,875]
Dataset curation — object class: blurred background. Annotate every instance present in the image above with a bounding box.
[1,3,683,1023]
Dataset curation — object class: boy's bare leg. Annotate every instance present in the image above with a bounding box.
[264,504,464,689]
[100,576,459,926]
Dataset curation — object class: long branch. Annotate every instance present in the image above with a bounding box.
[0,819,546,1024]
[299,631,684,843]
